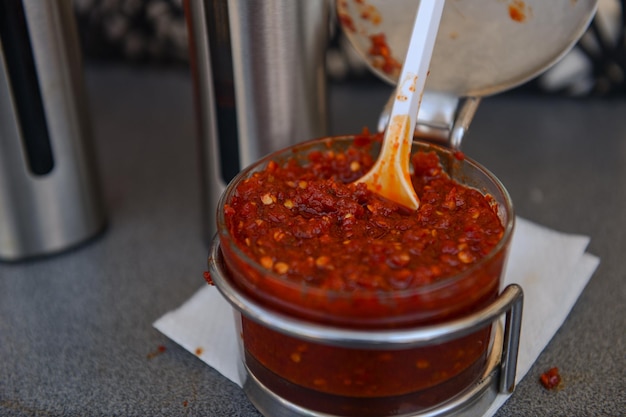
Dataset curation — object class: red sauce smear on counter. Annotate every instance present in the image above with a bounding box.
[146,345,167,360]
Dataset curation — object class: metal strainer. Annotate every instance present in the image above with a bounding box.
[337,0,598,145]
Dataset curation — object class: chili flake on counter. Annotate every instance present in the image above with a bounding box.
[540,367,562,390]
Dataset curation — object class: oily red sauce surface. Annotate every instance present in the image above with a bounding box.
[224,138,504,295]
[242,317,490,404]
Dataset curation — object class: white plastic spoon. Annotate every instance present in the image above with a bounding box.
[356,0,445,210]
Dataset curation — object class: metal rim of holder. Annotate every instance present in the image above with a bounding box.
[208,236,524,416]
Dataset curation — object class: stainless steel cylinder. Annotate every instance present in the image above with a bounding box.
[0,0,105,261]
[185,0,330,238]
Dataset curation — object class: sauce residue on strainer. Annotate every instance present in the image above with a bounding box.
[509,0,532,23]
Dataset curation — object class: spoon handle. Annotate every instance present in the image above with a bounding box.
[386,0,446,143]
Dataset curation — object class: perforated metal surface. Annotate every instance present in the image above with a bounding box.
[338,0,598,96]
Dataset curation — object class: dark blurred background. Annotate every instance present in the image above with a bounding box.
[73,0,625,97]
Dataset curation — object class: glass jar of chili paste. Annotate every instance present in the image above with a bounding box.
[209,135,519,417]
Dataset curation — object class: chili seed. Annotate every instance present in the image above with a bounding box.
[260,256,274,269]
[389,252,410,268]
[274,262,289,274]
[430,265,442,276]
[416,359,430,369]
[290,352,302,363]
[458,251,474,264]
[313,378,327,387]
[315,256,332,269]
[267,160,278,171]
[261,193,275,205]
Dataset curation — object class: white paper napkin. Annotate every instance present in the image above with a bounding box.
[154,217,599,416]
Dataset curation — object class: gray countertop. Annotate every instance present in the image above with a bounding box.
[1,66,624,416]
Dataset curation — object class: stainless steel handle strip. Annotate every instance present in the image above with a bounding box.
[0,0,105,261]
[500,285,523,393]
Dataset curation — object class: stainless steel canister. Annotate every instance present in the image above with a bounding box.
[0,0,105,261]
[184,0,330,238]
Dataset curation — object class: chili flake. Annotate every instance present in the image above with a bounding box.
[540,367,562,390]
[203,271,214,286]
[146,344,167,360]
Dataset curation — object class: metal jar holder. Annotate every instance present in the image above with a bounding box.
[208,235,524,417]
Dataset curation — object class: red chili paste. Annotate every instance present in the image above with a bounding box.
[224,138,503,296]
[220,135,507,411]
